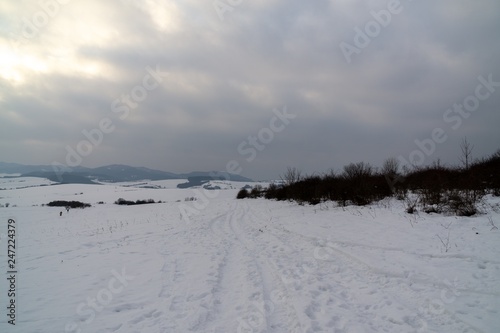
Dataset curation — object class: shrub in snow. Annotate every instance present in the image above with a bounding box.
[264,143,499,215]
[445,190,483,217]
[249,185,264,198]
[114,198,157,206]
[236,189,249,199]
[47,201,91,208]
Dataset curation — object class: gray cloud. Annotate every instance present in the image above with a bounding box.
[1,0,499,180]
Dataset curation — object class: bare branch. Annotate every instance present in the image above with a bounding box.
[459,137,474,171]
[281,167,302,186]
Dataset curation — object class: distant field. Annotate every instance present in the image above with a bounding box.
[0,178,499,332]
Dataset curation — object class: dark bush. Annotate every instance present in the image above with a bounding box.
[265,183,287,201]
[249,185,264,198]
[264,145,499,214]
[264,183,278,199]
[135,199,156,205]
[264,167,391,207]
[115,198,133,205]
[236,189,249,199]
[445,189,485,216]
[114,198,157,206]
[47,201,91,208]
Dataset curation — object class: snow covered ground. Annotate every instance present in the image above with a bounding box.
[0,178,499,332]
[0,177,56,190]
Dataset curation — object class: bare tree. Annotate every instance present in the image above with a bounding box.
[382,157,399,177]
[281,167,302,186]
[459,137,474,171]
[342,162,373,180]
[382,157,403,193]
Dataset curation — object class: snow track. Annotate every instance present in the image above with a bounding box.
[2,182,499,332]
[220,201,489,333]
[149,200,485,333]
[208,202,304,332]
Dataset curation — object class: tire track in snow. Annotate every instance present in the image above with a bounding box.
[208,201,304,332]
[241,204,365,332]
[244,203,484,333]
[204,206,263,331]
[231,201,304,332]
[131,210,237,332]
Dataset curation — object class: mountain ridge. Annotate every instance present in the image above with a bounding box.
[0,162,253,184]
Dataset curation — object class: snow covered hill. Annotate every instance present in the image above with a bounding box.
[0,179,499,332]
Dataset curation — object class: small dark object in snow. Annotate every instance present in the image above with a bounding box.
[476,232,479,235]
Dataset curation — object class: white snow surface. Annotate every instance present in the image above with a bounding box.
[0,179,499,333]
[0,177,56,190]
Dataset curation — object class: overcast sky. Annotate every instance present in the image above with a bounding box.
[1,0,499,180]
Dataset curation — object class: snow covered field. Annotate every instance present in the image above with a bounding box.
[0,178,499,333]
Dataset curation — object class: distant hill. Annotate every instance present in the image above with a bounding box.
[178,171,252,183]
[176,174,250,189]
[90,165,179,182]
[21,171,99,185]
[0,162,253,184]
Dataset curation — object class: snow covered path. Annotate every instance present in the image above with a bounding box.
[177,200,497,333]
[1,183,499,332]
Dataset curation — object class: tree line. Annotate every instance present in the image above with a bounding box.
[238,140,500,216]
